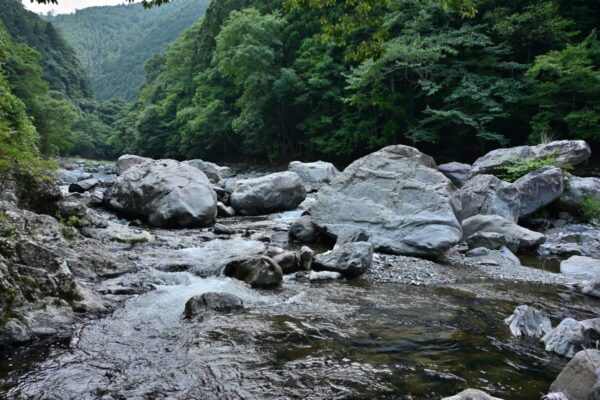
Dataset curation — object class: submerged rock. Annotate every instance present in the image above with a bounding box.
[230,171,306,216]
[549,349,600,400]
[109,159,217,228]
[438,162,471,187]
[514,167,564,218]
[504,305,552,338]
[459,174,520,222]
[224,256,283,288]
[470,140,591,177]
[442,389,503,400]
[313,242,373,278]
[310,145,462,257]
[558,176,600,214]
[462,215,545,250]
[560,255,600,279]
[183,292,244,319]
[541,318,600,358]
[288,160,339,192]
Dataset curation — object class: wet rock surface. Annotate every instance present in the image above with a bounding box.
[504,305,552,338]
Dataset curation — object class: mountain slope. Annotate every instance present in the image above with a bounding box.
[47,0,209,101]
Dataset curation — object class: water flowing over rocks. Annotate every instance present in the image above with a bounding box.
[514,167,565,217]
[310,145,462,257]
[548,349,600,400]
[470,140,591,177]
[504,305,552,338]
[288,160,339,192]
[224,256,283,288]
[108,159,217,228]
[459,174,520,222]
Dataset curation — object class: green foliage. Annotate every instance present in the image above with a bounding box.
[497,156,570,182]
[580,195,600,223]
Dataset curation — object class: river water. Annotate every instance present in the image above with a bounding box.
[1,210,599,399]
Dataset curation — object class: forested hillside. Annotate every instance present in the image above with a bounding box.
[47,0,209,100]
[112,0,600,164]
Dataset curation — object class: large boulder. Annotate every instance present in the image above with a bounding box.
[108,159,217,228]
[182,159,226,183]
[438,162,471,188]
[514,167,565,217]
[442,389,503,400]
[459,175,520,222]
[116,154,151,175]
[560,256,600,279]
[313,242,373,278]
[462,215,545,250]
[223,256,283,288]
[310,145,462,257]
[288,161,339,192]
[504,305,552,338]
[183,292,244,319]
[557,176,600,214]
[541,318,600,358]
[549,349,600,400]
[471,140,591,177]
[230,171,306,216]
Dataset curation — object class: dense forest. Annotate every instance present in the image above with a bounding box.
[47,0,209,100]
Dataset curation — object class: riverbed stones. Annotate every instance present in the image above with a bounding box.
[541,318,600,358]
[438,162,471,187]
[470,140,591,177]
[288,160,339,192]
[462,215,545,249]
[310,145,462,257]
[560,256,600,279]
[504,305,552,338]
[514,167,564,217]
[442,389,503,400]
[557,176,600,214]
[549,349,600,400]
[313,242,373,278]
[183,292,244,319]
[68,178,100,193]
[108,159,217,228]
[224,256,283,288]
[459,175,520,222]
[289,215,320,243]
[230,171,306,216]
[116,154,151,175]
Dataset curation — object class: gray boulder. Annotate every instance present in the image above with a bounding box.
[183,292,244,319]
[230,171,306,216]
[223,256,283,288]
[504,305,552,338]
[514,167,564,217]
[462,215,545,249]
[182,159,225,183]
[288,161,339,192]
[116,154,151,175]
[459,175,520,222]
[310,145,462,257]
[558,176,600,214]
[313,242,373,278]
[438,162,471,188]
[442,389,503,400]
[561,256,600,279]
[541,318,600,358]
[465,231,519,253]
[549,349,600,400]
[471,140,591,176]
[56,169,92,185]
[289,215,320,243]
[108,159,217,228]
[272,251,300,274]
[68,178,99,193]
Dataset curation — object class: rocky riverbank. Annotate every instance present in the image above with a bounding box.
[1,142,600,399]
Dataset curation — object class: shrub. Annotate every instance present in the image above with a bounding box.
[580,195,600,223]
[498,156,571,182]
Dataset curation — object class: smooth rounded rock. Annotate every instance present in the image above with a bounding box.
[183,292,244,319]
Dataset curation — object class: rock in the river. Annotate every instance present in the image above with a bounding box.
[224,256,283,288]
[459,175,520,222]
[541,318,600,358]
[299,246,314,270]
[217,202,236,217]
[504,305,552,338]
[182,159,224,183]
[213,223,235,235]
[514,167,564,217]
[308,270,342,281]
[560,256,600,279]
[465,231,519,252]
[313,242,373,278]
[289,215,320,243]
[183,292,244,319]
[116,154,151,175]
[109,159,217,228]
[549,349,600,400]
[557,176,600,215]
[230,171,306,216]
[438,162,471,187]
[68,178,99,193]
[310,145,462,257]
[288,161,339,192]
[442,389,503,400]
[272,250,299,274]
[471,140,591,177]
[462,215,545,249]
